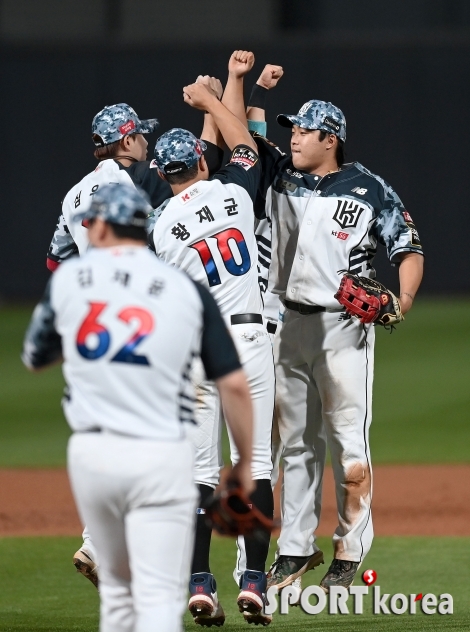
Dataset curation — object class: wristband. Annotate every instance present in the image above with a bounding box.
[248,83,268,110]
[248,120,267,136]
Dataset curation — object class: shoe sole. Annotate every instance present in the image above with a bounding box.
[189,597,225,627]
[237,590,264,614]
[73,551,99,589]
[268,550,325,590]
[243,611,272,626]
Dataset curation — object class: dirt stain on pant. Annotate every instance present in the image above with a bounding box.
[333,462,371,558]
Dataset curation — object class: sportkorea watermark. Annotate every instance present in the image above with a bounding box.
[265,570,453,617]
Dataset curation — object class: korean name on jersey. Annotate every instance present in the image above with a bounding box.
[150,149,263,321]
[50,247,205,440]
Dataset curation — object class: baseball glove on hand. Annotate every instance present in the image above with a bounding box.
[335,273,404,328]
[203,486,277,538]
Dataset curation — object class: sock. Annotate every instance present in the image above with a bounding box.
[244,479,274,573]
[191,484,214,575]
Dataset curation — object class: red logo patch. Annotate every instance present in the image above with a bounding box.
[403,211,413,222]
[380,293,389,305]
[181,193,190,202]
[119,120,136,135]
[331,230,349,240]
[362,569,377,585]
[248,583,256,590]
[196,586,204,593]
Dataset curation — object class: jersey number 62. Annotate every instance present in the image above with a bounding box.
[76,302,154,366]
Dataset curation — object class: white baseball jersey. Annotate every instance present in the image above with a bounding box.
[47,144,223,269]
[23,246,241,441]
[150,145,263,320]
[254,134,423,309]
[60,160,136,256]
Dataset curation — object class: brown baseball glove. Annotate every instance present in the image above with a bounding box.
[203,486,277,538]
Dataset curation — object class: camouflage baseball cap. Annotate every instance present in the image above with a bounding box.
[151,128,207,175]
[74,183,152,228]
[277,100,346,142]
[92,103,159,147]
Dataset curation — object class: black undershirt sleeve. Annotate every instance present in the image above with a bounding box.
[203,141,225,176]
[120,161,172,208]
[192,281,241,381]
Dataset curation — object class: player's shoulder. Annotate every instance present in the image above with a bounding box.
[63,160,120,201]
[351,162,398,197]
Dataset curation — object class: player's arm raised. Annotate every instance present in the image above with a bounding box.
[183,82,257,153]
[221,50,255,127]
[246,63,284,124]
[197,75,224,148]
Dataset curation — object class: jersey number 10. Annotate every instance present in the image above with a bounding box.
[76,302,154,366]
[190,228,251,287]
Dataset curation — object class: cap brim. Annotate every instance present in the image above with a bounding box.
[277,114,317,129]
[136,118,159,134]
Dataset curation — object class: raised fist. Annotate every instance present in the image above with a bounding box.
[183,83,217,111]
[256,64,284,90]
[196,75,223,100]
[228,50,255,79]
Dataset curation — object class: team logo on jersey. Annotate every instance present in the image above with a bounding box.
[331,230,349,240]
[179,186,202,204]
[352,186,368,195]
[333,199,365,229]
[230,147,258,171]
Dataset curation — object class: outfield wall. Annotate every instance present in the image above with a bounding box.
[1,42,469,299]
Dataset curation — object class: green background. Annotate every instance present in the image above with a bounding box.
[1,300,469,631]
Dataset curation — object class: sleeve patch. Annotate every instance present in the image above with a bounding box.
[229,147,259,171]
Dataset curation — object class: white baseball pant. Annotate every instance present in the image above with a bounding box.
[275,309,375,562]
[68,431,197,632]
[188,321,275,486]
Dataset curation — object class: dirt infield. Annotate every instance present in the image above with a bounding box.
[0,465,468,537]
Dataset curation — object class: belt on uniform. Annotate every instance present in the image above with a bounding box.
[230,313,263,325]
[284,300,326,315]
[266,322,277,335]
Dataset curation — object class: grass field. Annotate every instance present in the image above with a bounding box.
[1,300,469,631]
[0,536,468,631]
[1,299,469,467]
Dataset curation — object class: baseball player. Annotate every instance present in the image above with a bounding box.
[149,80,275,626]
[23,183,255,632]
[246,94,424,593]
[47,101,223,270]
[45,97,224,584]
[220,58,290,591]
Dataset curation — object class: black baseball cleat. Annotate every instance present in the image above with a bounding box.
[188,572,225,627]
[266,551,324,590]
[320,559,360,593]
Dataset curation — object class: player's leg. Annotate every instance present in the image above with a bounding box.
[267,310,326,589]
[185,359,225,625]
[67,433,134,632]
[228,322,275,624]
[313,313,375,591]
[125,437,198,632]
